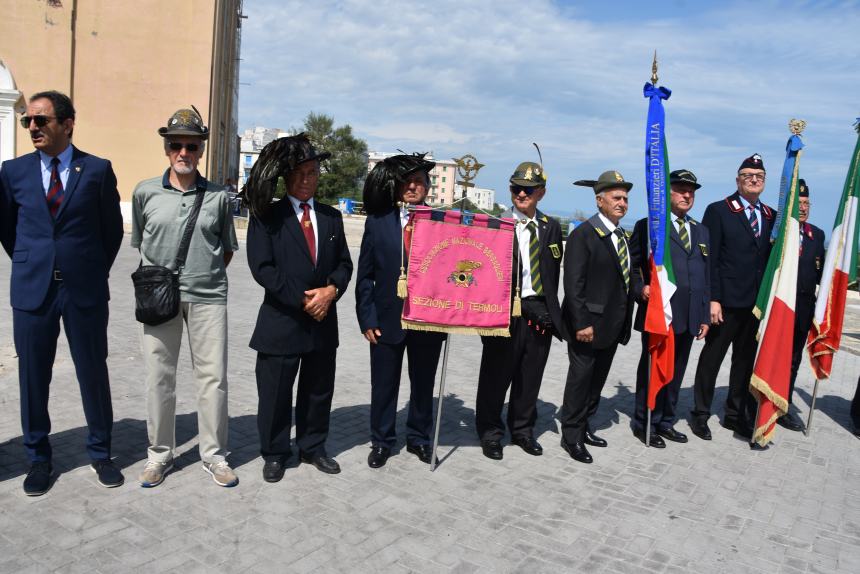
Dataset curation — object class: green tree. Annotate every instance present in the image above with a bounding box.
[302,112,368,203]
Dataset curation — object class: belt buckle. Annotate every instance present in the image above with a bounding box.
[53,269,62,281]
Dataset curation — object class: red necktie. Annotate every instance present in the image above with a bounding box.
[46,157,64,217]
[300,202,316,264]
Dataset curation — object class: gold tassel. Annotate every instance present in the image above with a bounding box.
[397,268,408,299]
[512,289,522,317]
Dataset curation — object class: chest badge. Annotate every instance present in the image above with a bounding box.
[549,243,561,259]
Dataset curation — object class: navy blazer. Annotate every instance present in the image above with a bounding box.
[0,147,123,310]
[702,192,776,308]
[798,223,825,298]
[247,198,353,355]
[355,208,412,345]
[630,216,711,335]
[562,214,633,349]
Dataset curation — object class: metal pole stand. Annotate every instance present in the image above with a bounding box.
[804,379,821,437]
[430,335,452,471]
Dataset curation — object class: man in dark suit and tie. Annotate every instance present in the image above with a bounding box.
[780,179,825,431]
[0,90,124,495]
[245,134,353,481]
[356,153,446,468]
[475,161,566,460]
[630,169,711,447]
[690,154,777,445]
[559,170,635,464]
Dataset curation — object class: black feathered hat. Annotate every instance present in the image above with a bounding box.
[240,133,331,217]
[362,153,436,215]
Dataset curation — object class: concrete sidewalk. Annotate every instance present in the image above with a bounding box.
[0,234,858,573]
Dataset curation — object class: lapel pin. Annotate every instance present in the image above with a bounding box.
[74,166,81,172]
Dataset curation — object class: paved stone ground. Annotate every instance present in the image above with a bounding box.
[1,223,859,573]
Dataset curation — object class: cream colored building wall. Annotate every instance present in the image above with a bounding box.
[0,0,240,205]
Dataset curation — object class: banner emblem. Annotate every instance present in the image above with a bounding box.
[448,260,482,287]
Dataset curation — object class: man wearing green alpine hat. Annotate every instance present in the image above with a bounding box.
[559,170,635,464]
[475,160,565,460]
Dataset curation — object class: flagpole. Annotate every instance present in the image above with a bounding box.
[430,335,451,471]
[804,378,821,436]
[645,350,652,448]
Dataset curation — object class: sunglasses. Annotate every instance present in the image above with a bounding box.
[168,142,200,152]
[20,115,57,129]
[511,185,540,196]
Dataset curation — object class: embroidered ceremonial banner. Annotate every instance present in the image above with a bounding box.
[807,120,860,379]
[643,81,677,409]
[750,129,803,446]
[401,207,516,336]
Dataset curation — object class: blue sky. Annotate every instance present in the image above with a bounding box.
[238,0,860,230]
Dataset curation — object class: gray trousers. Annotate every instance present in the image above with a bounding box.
[141,302,229,464]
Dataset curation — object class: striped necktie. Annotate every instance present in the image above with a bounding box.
[46,157,65,217]
[748,204,760,238]
[527,221,543,295]
[614,228,629,289]
[677,217,691,251]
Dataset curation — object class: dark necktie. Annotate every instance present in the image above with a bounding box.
[748,204,760,238]
[527,221,543,295]
[614,228,629,289]
[677,217,691,251]
[46,157,64,217]
[300,202,316,264]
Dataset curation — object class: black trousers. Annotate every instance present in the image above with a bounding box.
[13,280,113,463]
[255,350,336,459]
[691,306,758,426]
[788,294,816,403]
[560,340,619,444]
[369,331,445,448]
[852,375,860,431]
[475,316,553,442]
[633,331,695,432]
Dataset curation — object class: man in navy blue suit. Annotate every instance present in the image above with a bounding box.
[0,90,124,495]
[356,154,445,468]
[690,154,776,446]
[630,169,710,447]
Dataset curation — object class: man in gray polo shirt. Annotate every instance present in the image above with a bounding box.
[131,108,239,488]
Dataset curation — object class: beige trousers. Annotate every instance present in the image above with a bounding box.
[141,302,229,464]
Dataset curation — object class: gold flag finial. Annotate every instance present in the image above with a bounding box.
[651,50,658,85]
[789,118,807,135]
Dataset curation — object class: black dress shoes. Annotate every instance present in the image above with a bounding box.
[367,446,392,468]
[300,452,341,474]
[406,444,433,464]
[23,461,53,496]
[263,457,287,482]
[776,412,804,432]
[633,428,666,448]
[480,440,503,460]
[511,436,543,456]
[749,441,769,451]
[656,426,688,443]
[690,419,712,440]
[561,439,593,464]
[91,460,124,488]
[583,429,607,448]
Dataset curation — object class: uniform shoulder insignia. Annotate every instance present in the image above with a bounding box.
[688,218,699,225]
[761,204,774,219]
[540,214,549,223]
[594,226,606,237]
[726,197,743,213]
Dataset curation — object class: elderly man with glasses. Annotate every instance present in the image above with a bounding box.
[0,90,124,495]
[475,161,566,461]
[690,154,777,447]
[130,108,239,488]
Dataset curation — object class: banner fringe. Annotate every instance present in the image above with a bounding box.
[401,320,510,337]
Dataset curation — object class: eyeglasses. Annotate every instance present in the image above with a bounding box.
[19,115,57,129]
[168,142,200,152]
[738,173,766,181]
[511,185,540,196]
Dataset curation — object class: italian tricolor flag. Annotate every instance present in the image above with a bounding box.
[807,124,860,379]
[749,132,803,446]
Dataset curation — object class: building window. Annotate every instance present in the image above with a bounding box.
[441,198,445,204]
[442,177,446,183]
[443,166,447,172]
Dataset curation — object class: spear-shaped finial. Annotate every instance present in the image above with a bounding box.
[789,118,807,135]
[651,50,658,85]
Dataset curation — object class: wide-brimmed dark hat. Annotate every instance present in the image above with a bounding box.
[158,107,209,140]
[574,170,633,193]
[670,169,701,190]
[363,153,436,215]
[510,161,547,188]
